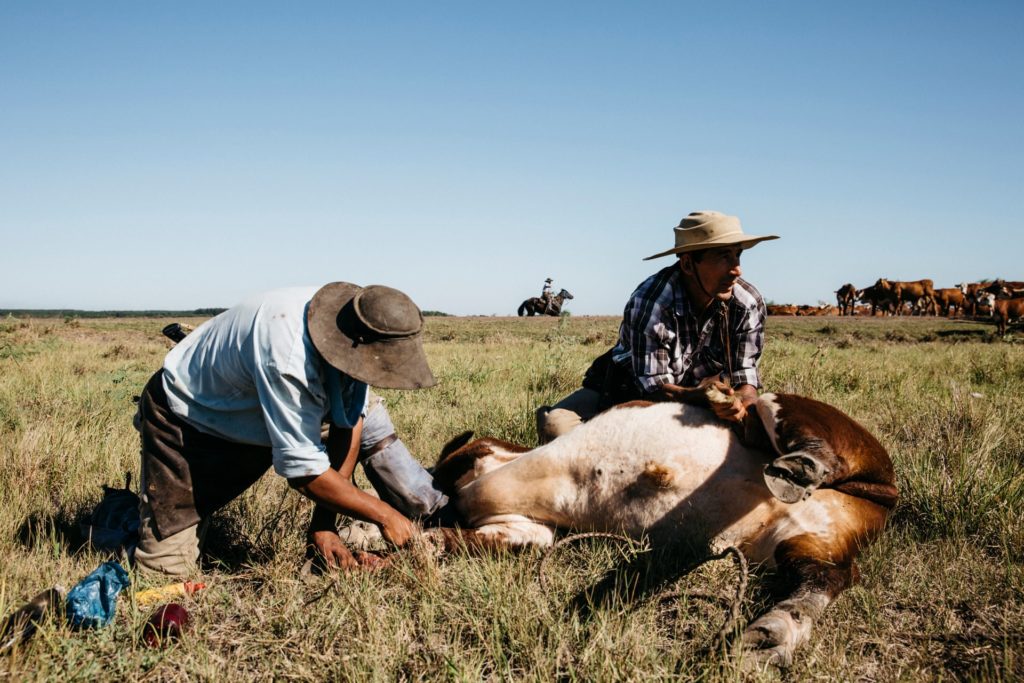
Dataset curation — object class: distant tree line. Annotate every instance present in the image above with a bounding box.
[1,309,227,319]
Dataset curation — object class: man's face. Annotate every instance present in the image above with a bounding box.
[681,246,743,301]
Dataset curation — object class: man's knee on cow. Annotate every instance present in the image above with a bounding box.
[536,388,602,444]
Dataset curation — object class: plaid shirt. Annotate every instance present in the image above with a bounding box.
[611,265,766,394]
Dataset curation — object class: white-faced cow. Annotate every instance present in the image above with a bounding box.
[956,282,985,316]
[428,394,898,667]
[980,293,1024,335]
[835,284,857,316]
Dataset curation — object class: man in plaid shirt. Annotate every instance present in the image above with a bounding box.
[537,210,778,443]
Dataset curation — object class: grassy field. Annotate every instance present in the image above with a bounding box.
[0,313,1022,680]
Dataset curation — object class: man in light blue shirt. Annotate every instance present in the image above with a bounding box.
[135,282,445,576]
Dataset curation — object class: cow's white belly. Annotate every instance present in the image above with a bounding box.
[459,402,838,564]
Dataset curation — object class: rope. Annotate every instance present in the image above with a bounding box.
[537,533,749,650]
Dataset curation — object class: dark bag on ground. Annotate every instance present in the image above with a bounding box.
[581,346,645,411]
[80,474,140,553]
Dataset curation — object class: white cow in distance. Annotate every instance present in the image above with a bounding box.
[426,393,898,667]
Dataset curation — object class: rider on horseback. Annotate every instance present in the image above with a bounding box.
[541,278,554,314]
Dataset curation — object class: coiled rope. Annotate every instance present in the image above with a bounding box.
[538,533,749,649]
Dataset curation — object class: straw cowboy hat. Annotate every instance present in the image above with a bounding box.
[643,210,779,261]
[307,282,436,390]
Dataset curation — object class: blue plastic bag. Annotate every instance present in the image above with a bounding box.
[65,561,131,629]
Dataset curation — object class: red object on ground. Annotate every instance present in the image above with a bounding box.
[142,603,191,648]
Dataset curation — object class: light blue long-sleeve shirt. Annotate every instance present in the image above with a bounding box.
[162,286,367,479]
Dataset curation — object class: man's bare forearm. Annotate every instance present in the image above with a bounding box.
[308,420,363,532]
[295,468,402,529]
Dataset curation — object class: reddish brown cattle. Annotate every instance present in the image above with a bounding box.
[835,284,857,316]
[932,288,965,317]
[984,279,1024,298]
[875,278,936,315]
[796,304,834,316]
[767,304,798,316]
[985,295,1024,335]
[428,394,897,668]
[857,284,898,316]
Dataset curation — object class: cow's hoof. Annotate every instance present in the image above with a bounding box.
[337,520,385,551]
[763,451,829,503]
[740,618,794,669]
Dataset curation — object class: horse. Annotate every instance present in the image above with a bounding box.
[518,289,574,317]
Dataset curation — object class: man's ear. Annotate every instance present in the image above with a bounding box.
[679,255,693,272]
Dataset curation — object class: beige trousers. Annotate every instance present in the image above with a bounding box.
[134,491,207,578]
[534,387,602,444]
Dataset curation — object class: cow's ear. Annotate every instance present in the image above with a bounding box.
[438,431,475,464]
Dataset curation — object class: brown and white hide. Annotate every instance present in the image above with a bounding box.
[429,394,898,667]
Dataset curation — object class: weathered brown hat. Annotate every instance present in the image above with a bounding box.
[643,210,779,260]
[307,282,436,390]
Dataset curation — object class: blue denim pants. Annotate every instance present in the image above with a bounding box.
[360,397,448,518]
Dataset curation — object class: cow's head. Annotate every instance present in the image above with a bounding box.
[979,292,996,315]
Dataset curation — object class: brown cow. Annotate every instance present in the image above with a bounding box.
[875,278,935,316]
[956,281,1000,316]
[857,284,898,316]
[932,288,965,317]
[428,395,897,668]
[984,279,1024,298]
[982,293,1024,335]
[767,304,798,316]
[835,284,857,316]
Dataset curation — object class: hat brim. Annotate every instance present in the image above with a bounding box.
[307,282,437,390]
[642,234,779,261]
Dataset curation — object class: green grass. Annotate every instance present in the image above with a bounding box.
[0,314,1022,680]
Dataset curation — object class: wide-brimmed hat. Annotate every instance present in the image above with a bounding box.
[643,210,779,260]
[307,282,436,390]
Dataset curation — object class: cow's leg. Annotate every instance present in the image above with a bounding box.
[421,518,555,554]
[755,396,837,504]
[740,535,856,668]
[762,451,831,503]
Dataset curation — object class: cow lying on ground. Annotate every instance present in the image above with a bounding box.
[427,393,898,668]
[766,304,798,316]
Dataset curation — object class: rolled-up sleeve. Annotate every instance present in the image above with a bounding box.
[253,357,331,480]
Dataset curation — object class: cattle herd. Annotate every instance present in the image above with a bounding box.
[767,278,1024,335]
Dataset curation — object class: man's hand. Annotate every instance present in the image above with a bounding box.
[700,378,757,423]
[308,529,359,571]
[379,511,416,548]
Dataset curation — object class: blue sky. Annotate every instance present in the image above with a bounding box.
[2,2,1021,314]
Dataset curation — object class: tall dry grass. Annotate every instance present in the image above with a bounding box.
[0,313,1021,680]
